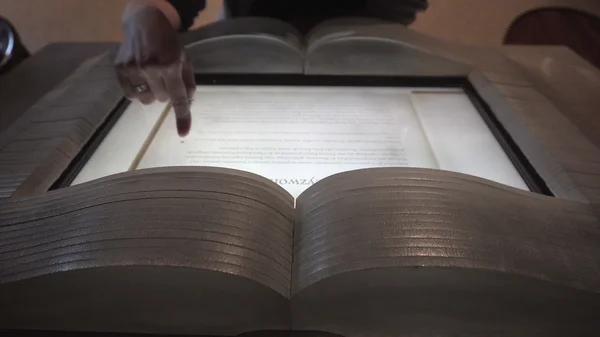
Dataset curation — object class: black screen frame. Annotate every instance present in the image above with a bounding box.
[50,74,552,196]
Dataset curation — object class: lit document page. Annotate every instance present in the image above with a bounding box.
[135,86,528,197]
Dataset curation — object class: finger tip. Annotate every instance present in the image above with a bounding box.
[176,117,191,138]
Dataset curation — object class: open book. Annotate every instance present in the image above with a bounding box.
[4,18,597,337]
[4,166,594,336]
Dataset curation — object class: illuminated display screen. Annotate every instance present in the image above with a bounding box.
[72,85,529,197]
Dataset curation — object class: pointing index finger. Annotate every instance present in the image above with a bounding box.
[163,63,192,137]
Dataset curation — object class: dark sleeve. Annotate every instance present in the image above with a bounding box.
[366,0,428,25]
[168,0,207,31]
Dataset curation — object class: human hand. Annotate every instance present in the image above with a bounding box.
[115,2,195,137]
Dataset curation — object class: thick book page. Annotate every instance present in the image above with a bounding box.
[136,86,438,198]
[289,169,593,336]
[182,18,305,74]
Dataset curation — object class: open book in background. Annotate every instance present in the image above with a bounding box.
[72,85,529,195]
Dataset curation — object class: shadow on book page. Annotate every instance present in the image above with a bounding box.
[72,85,529,197]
